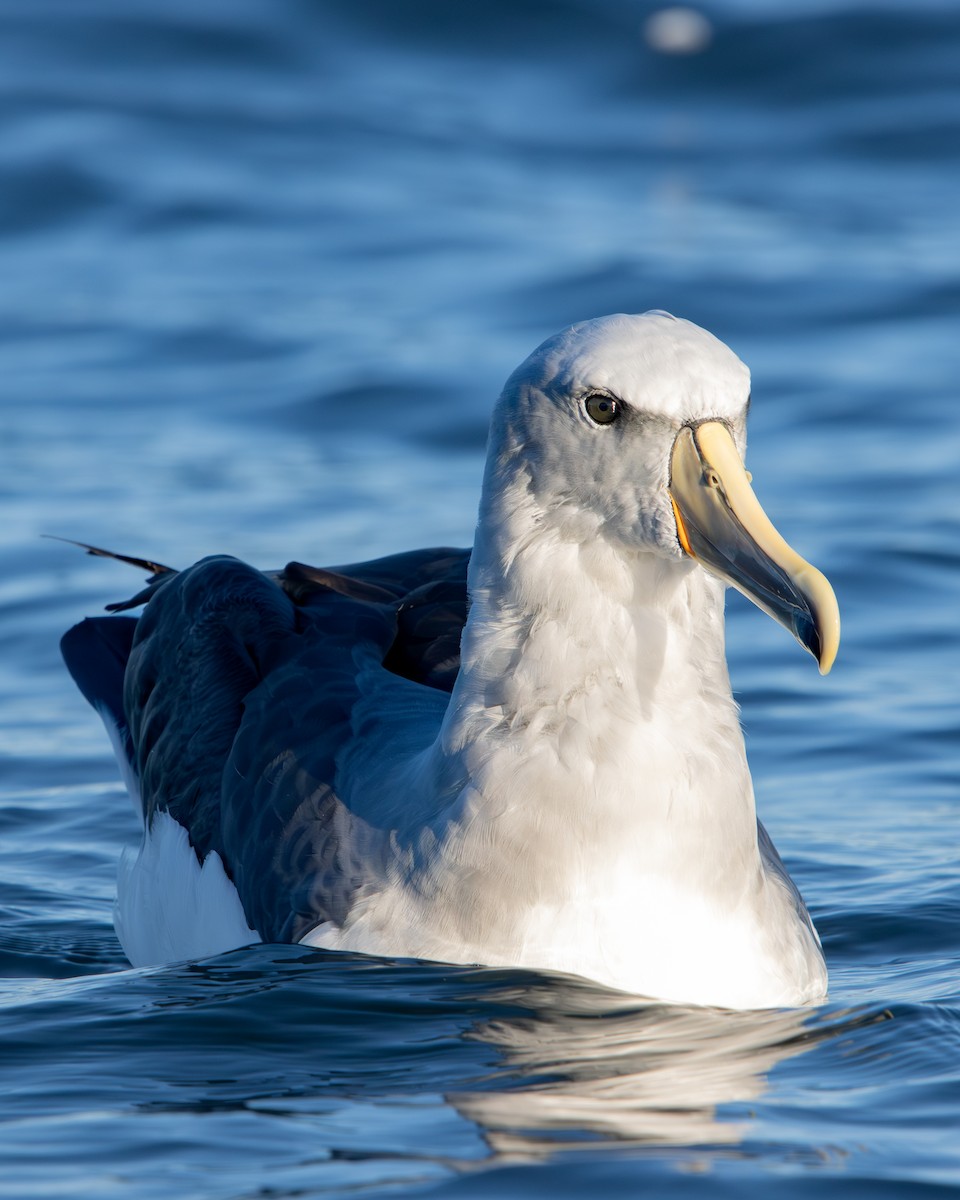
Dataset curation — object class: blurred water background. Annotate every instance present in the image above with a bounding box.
[1,0,959,1196]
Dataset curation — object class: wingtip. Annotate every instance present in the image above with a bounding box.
[43,534,175,578]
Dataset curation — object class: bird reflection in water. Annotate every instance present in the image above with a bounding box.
[131,948,887,1167]
[448,976,881,1158]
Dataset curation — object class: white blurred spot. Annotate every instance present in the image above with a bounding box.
[644,7,713,55]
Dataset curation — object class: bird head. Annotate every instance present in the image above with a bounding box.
[490,311,839,672]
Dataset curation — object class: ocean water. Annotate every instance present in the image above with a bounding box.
[2,0,959,1195]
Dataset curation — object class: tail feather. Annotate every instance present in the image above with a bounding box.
[43,535,174,578]
[47,535,177,611]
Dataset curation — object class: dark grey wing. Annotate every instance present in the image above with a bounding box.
[61,546,471,944]
[123,556,300,859]
[219,590,410,943]
[60,615,139,772]
[276,547,469,691]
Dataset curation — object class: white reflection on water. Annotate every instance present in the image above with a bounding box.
[449,978,879,1158]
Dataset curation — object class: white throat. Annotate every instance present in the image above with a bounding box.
[439,463,757,862]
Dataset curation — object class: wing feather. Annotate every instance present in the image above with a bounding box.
[61,545,471,946]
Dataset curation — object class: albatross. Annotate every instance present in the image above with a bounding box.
[61,312,840,1010]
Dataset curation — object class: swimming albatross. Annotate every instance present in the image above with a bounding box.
[62,312,840,1010]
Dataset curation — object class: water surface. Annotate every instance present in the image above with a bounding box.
[2,1,959,1196]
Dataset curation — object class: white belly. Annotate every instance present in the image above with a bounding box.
[299,871,828,1010]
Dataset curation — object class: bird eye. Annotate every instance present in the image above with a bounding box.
[584,392,619,425]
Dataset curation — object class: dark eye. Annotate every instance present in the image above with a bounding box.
[585,392,619,425]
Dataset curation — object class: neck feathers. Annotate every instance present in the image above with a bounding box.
[447,465,736,740]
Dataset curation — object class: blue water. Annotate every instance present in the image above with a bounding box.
[2,0,959,1195]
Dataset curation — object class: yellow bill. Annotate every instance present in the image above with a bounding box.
[669,421,840,674]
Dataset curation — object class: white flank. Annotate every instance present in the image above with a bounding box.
[114,811,260,967]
